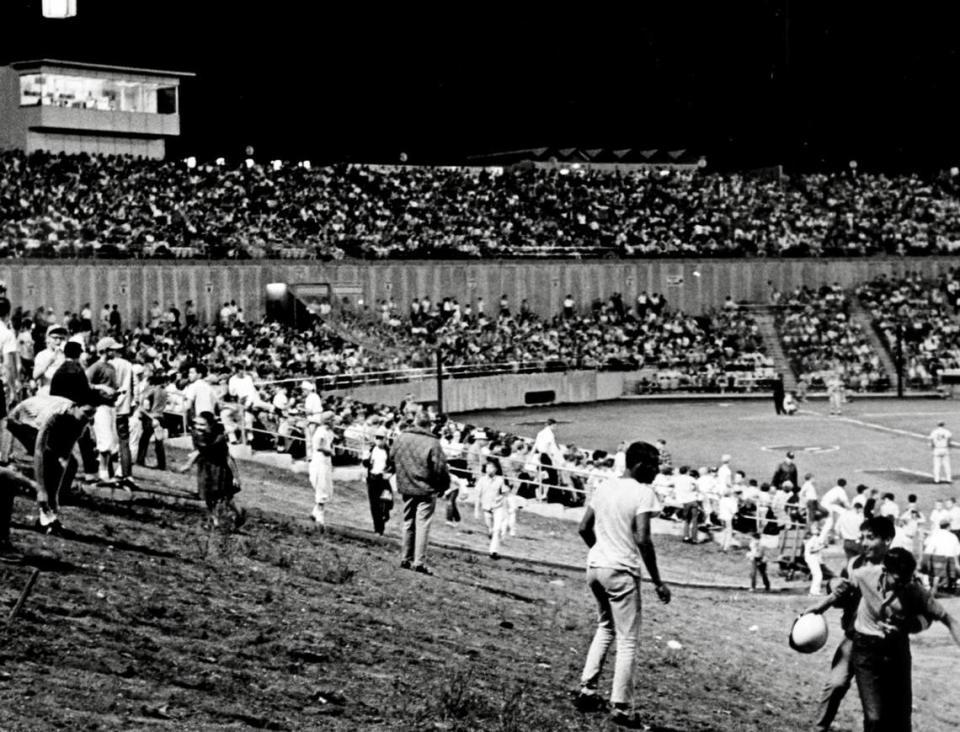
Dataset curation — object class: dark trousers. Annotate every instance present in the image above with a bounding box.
[445,487,461,523]
[136,414,166,470]
[77,425,99,474]
[750,558,770,590]
[366,474,391,535]
[851,632,912,732]
[115,414,133,479]
[815,636,854,732]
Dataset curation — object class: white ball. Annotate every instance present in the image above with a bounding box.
[789,613,828,653]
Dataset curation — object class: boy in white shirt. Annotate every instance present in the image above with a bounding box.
[573,441,671,727]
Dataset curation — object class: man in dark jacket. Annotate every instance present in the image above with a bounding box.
[390,411,450,575]
[772,451,799,489]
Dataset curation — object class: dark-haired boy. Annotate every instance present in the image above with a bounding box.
[574,441,672,728]
[809,546,960,731]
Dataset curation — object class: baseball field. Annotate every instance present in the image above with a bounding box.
[0,395,958,730]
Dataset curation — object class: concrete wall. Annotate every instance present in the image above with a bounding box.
[328,370,635,413]
[4,257,960,328]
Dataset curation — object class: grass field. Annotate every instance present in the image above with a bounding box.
[0,396,958,731]
[459,396,960,517]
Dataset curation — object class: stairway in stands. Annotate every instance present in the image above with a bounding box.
[750,306,797,390]
[849,298,899,380]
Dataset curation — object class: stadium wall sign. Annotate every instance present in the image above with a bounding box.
[2,256,960,330]
[761,444,839,454]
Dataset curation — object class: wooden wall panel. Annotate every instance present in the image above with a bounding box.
[4,257,960,328]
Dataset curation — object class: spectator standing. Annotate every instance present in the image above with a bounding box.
[673,466,700,543]
[804,525,826,596]
[0,298,20,465]
[929,420,952,484]
[474,458,508,559]
[86,337,120,484]
[308,411,335,530]
[182,364,218,422]
[806,516,894,732]
[808,548,960,732]
[362,427,393,536]
[177,411,246,530]
[391,411,450,575]
[821,478,851,543]
[32,324,67,395]
[573,441,671,727]
[108,305,121,335]
[108,340,138,490]
[771,451,799,489]
[747,532,771,591]
[136,369,168,470]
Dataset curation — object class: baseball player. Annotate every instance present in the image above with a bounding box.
[929,420,952,484]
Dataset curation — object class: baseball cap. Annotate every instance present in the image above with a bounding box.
[786,451,796,459]
[46,324,67,337]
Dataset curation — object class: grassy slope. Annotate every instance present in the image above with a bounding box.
[0,446,958,731]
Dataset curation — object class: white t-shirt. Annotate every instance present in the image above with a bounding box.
[821,485,850,511]
[673,474,699,504]
[587,477,661,576]
[0,321,17,388]
[183,379,217,416]
[923,529,960,557]
[799,479,818,503]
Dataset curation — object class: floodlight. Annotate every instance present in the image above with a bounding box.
[42,0,77,18]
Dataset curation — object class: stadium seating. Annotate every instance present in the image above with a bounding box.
[4,149,960,260]
[775,284,889,390]
[857,270,960,388]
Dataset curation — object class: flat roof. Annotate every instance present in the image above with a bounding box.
[7,58,195,78]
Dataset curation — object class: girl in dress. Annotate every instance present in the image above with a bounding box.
[179,411,245,530]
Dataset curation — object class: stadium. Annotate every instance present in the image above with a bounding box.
[1,3,960,731]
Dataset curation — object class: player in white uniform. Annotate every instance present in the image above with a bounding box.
[929,420,952,484]
[308,412,336,529]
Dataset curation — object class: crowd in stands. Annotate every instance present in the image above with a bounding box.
[5,149,960,259]
[857,269,960,388]
[775,283,889,391]
[7,291,775,465]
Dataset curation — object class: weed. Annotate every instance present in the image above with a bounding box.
[434,669,482,723]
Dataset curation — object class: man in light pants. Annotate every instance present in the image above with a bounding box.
[574,441,672,729]
[929,420,952,484]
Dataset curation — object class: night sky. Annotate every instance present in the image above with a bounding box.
[3,1,960,169]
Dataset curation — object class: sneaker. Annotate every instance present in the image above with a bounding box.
[490,552,500,560]
[572,690,608,713]
[610,708,650,729]
[120,477,139,492]
[400,559,412,570]
[412,564,433,576]
[39,507,59,528]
